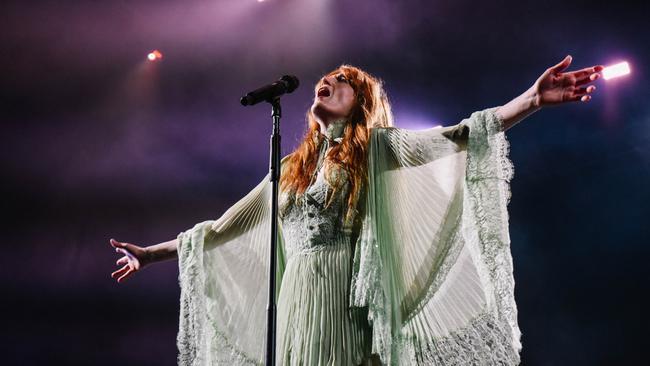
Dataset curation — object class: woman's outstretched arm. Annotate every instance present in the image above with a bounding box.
[496,55,603,131]
[109,171,273,283]
[110,238,178,283]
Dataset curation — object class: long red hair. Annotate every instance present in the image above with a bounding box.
[280,65,393,221]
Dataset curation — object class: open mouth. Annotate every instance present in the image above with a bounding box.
[317,86,331,97]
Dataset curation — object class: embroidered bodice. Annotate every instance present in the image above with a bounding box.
[280,120,353,259]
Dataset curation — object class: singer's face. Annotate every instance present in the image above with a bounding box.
[311,71,356,127]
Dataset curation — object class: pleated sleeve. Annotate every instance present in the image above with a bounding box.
[350,107,521,365]
[176,174,284,366]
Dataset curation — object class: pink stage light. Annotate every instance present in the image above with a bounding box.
[147,50,163,62]
[602,61,630,80]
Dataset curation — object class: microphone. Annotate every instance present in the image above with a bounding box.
[240,75,300,106]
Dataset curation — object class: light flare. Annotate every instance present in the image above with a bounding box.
[602,61,630,80]
[147,50,163,62]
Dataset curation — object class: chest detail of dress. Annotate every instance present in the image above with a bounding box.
[280,122,354,258]
[280,163,351,258]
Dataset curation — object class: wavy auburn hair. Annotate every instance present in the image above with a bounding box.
[280,65,393,220]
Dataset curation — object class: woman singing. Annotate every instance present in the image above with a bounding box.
[111,56,602,365]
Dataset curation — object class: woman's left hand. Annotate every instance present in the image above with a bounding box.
[533,55,604,107]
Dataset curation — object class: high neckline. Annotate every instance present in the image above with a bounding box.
[323,119,346,143]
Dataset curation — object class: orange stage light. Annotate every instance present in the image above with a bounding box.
[147,50,163,62]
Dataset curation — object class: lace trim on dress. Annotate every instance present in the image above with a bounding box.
[209,330,262,365]
[399,311,520,365]
[464,107,521,355]
[177,222,209,366]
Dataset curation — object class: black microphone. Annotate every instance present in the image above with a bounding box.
[240,75,300,106]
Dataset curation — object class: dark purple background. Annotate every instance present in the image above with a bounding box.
[1,0,648,364]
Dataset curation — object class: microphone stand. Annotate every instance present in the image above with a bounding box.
[242,76,298,365]
[265,97,281,366]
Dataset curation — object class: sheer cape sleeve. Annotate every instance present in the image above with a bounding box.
[350,107,521,365]
[176,173,285,365]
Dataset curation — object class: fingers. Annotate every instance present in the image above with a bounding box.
[569,89,595,103]
[111,238,137,251]
[568,94,591,102]
[110,238,140,283]
[112,262,139,282]
[574,85,597,95]
[111,264,130,279]
[573,66,602,86]
[549,58,603,86]
[570,67,595,79]
[568,84,597,103]
[550,55,572,74]
[112,240,134,258]
[110,238,128,249]
[117,268,135,283]
[117,246,140,263]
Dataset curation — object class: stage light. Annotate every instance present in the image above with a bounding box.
[602,61,630,80]
[147,50,163,62]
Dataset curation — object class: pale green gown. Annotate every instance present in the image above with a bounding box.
[176,108,521,365]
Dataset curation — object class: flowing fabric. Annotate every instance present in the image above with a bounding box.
[176,107,521,365]
[177,176,287,365]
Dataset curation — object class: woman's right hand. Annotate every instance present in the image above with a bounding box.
[110,238,150,283]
